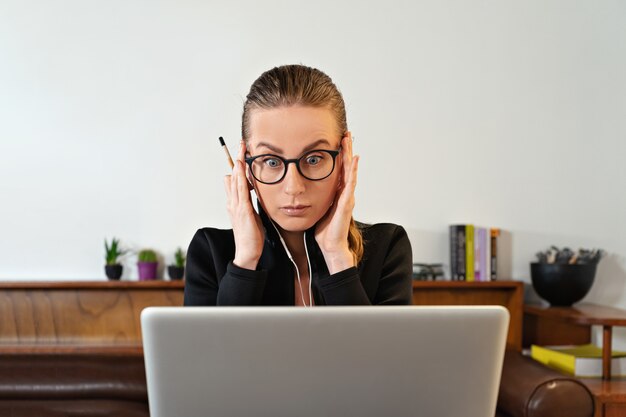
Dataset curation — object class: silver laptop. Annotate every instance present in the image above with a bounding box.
[141,306,509,417]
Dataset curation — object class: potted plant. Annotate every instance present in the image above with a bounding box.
[167,247,186,280]
[104,237,129,280]
[137,249,158,281]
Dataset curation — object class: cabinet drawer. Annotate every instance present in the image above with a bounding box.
[606,403,626,417]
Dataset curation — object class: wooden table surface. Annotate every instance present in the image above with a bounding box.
[525,303,626,327]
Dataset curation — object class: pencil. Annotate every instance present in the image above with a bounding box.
[219,136,234,169]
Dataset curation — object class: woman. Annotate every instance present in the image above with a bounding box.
[184,64,412,306]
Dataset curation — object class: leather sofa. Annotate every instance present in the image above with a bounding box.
[0,349,594,417]
[0,354,149,417]
[496,350,595,417]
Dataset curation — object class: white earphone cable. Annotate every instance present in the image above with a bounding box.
[269,219,310,307]
[303,232,313,307]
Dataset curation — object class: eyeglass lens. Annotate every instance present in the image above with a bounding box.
[250,150,335,183]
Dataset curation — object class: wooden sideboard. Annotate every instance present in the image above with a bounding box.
[524,303,626,417]
[0,281,184,354]
[0,280,523,354]
[412,280,524,351]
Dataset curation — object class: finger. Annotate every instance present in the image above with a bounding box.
[225,174,238,217]
[342,134,353,177]
[337,155,358,210]
[224,175,232,202]
[345,132,353,156]
[236,160,251,204]
[348,155,359,192]
[234,160,244,204]
[237,140,246,162]
[230,163,239,207]
[342,133,352,156]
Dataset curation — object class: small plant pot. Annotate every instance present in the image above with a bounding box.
[168,266,184,280]
[105,264,123,280]
[137,262,158,281]
[530,262,597,307]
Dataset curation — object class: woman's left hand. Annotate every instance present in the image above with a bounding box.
[315,132,359,274]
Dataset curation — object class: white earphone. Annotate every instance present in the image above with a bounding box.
[269,220,313,307]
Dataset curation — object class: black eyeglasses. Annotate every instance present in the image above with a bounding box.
[244,149,340,185]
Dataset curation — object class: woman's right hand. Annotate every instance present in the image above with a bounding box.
[224,141,264,270]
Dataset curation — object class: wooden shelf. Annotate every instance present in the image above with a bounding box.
[412,280,521,289]
[412,280,524,351]
[0,343,143,356]
[0,280,184,290]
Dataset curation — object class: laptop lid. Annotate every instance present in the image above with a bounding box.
[141,306,509,417]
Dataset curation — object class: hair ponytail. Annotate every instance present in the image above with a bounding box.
[348,217,364,265]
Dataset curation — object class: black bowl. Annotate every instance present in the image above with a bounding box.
[530,262,597,307]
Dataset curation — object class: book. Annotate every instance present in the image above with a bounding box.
[490,228,500,280]
[465,225,474,282]
[449,225,458,281]
[474,228,487,281]
[449,225,466,281]
[485,228,492,281]
[531,344,626,377]
[474,228,481,281]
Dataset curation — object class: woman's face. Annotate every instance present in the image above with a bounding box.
[246,105,343,233]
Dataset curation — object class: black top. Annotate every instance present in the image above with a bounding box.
[183,206,413,306]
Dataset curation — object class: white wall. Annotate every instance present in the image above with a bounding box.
[1,0,625,342]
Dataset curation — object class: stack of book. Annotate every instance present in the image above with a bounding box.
[531,344,626,378]
[449,225,500,281]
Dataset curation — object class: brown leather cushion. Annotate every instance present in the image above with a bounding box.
[0,400,149,417]
[497,350,595,417]
[0,354,147,400]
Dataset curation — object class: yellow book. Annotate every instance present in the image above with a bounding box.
[531,344,626,378]
[465,225,474,282]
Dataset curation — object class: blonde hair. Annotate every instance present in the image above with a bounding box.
[242,64,364,265]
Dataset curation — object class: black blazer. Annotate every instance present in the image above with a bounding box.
[183,206,413,306]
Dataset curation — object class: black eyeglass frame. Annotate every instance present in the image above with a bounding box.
[244,149,341,185]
